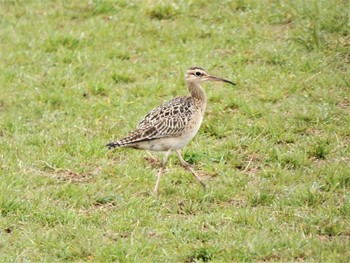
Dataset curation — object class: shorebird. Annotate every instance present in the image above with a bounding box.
[106,66,235,194]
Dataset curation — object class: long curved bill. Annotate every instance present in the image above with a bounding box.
[208,75,236,86]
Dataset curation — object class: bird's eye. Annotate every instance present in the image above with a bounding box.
[195,71,202,76]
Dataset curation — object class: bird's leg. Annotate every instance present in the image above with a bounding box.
[154,149,172,194]
[175,150,206,189]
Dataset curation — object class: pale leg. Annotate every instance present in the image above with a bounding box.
[175,150,206,189]
[154,149,172,194]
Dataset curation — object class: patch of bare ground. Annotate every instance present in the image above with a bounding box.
[144,155,161,168]
[31,162,102,183]
[337,98,350,110]
[78,202,116,215]
[237,153,262,176]
[54,169,96,183]
[222,197,248,208]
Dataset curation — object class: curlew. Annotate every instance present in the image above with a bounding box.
[106,66,235,194]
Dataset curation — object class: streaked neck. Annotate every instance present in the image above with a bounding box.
[187,81,207,103]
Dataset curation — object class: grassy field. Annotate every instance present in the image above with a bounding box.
[1,0,350,261]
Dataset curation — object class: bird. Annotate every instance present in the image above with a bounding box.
[106,66,235,194]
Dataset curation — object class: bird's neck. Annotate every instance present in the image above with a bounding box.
[187,81,207,105]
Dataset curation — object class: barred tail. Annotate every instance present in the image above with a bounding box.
[106,130,150,149]
[106,141,121,149]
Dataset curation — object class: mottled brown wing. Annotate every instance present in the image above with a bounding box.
[106,96,195,148]
[124,96,194,143]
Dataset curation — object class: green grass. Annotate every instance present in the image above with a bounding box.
[1,0,350,261]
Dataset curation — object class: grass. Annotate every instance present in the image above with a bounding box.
[1,0,350,261]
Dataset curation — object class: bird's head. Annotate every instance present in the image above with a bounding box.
[185,66,236,86]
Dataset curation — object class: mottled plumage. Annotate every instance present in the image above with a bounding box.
[108,96,195,149]
[107,66,235,194]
